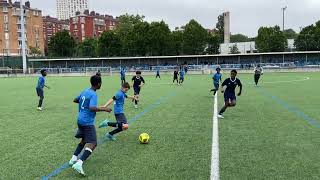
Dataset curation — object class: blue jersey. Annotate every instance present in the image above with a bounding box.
[156,69,160,74]
[76,88,98,126]
[180,70,185,78]
[113,90,127,114]
[36,76,45,89]
[213,73,222,84]
[120,69,126,78]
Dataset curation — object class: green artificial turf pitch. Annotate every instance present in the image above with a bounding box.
[0,72,319,179]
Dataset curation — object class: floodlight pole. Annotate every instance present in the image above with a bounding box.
[282,6,287,31]
[20,0,27,73]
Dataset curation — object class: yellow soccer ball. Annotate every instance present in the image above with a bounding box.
[139,133,150,144]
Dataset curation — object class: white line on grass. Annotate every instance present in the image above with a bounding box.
[248,77,310,85]
[210,94,219,180]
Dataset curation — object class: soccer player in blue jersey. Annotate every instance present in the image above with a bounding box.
[156,67,161,79]
[210,67,222,95]
[98,82,137,140]
[120,67,126,85]
[218,69,242,119]
[69,75,112,176]
[179,68,185,85]
[36,69,49,111]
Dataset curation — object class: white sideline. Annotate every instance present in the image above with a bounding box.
[210,94,219,180]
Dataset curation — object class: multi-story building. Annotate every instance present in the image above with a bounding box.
[0,0,44,56]
[57,0,89,20]
[70,10,118,42]
[43,16,69,54]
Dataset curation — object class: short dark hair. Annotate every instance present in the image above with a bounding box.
[40,69,46,74]
[122,82,130,89]
[216,67,221,71]
[90,75,102,87]
[231,69,238,74]
[136,71,142,75]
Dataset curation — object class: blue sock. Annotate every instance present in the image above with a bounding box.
[73,143,85,156]
[80,148,92,161]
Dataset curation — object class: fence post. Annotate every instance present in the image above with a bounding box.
[305,54,308,64]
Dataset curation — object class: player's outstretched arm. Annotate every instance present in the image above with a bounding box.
[221,86,226,93]
[44,85,50,89]
[90,106,112,112]
[221,79,227,93]
[101,98,114,108]
[139,78,145,87]
[237,82,243,96]
[127,95,138,101]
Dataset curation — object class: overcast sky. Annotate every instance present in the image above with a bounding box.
[30,0,320,37]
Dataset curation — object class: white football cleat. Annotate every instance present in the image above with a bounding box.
[37,107,43,111]
[217,114,224,119]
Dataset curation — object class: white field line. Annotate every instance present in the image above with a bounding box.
[248,77,310,85]
[210,94,219,180]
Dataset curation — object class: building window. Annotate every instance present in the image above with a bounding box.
[3,6,8,12]
[80,17,85,23]
[5,33,9,40]
[4,14,8,23]
[4,24,9,31]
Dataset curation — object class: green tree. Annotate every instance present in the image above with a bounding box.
[206,34,220,54]
[170,30,184,55]
[97,31,121,57]
[131,21,150,56]
[78,38,98,57]
[229,44,240,54]
[295,22,320,51]
[230,34,250,43]
[29,46,42,57]
[148,21,172,56]
[183,19,208,55]
[215,14,224,43]
[283,29,298,39]
[48,30,76,57]
[116,14,145,56]
[255,26,287,52]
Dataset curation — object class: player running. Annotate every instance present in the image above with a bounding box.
[132,71,145,108]
[156,67,161,79]
[254,64,263,86]
[218,69,242,119]
[179,68,185,85]
[120,67,126,85]
[69,75,112,176]
[99,82,138,141]
[210,67,222,95]
[36,69,49,111]
[173,69,179,85]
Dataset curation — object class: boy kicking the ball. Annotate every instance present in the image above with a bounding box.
[69,75,112,176]
[99,82,137,141]
[218,69,242,119]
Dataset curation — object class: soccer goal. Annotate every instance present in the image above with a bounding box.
[85,67,112,76]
